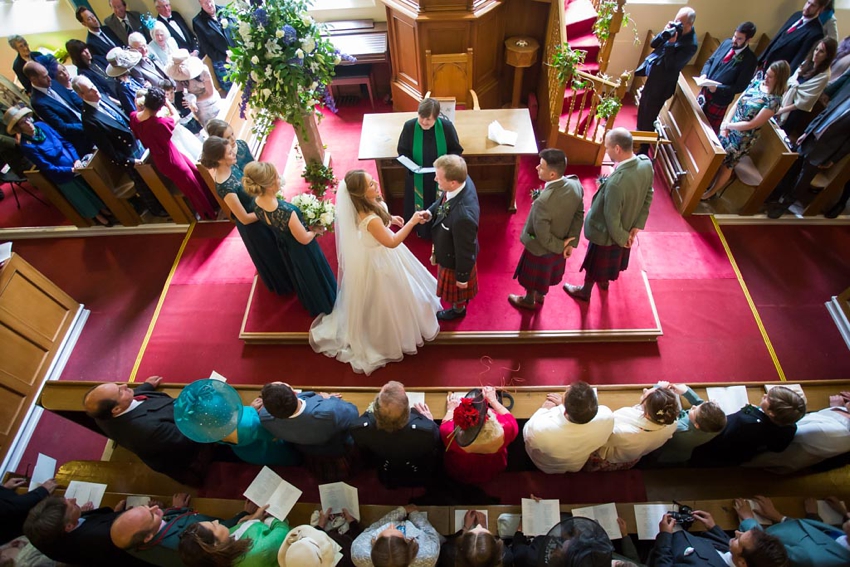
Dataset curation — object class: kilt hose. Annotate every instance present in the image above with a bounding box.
[437,264,479,304]
[513,249,566,294]
[580,242,631,282]
[699,88,728,133]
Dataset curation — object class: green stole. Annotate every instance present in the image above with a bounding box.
[412,118,447,211]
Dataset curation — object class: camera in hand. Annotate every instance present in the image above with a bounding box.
[668,502,695,530]
[661,21,684,41]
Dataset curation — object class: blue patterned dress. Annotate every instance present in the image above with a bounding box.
[720,79,781,168]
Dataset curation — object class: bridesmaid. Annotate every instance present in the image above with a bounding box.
[200,137,293,295]
[205,119,254,170]
[242,162,337,316]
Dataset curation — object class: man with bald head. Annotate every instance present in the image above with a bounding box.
[634,7,698,154]
[83,376,208,486]
[350,381,441,488]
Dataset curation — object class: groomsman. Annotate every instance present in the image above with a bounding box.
[509,148,584,310]
[563,128,653,302]
[75,7,123,69]
[422,154,480,321]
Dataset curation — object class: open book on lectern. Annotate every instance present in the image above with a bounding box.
[396,155,436,174]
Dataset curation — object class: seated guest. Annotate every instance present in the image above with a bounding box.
[0,536,57,566]
[745,392,850,472]
[105,47,147,117]
[23,496,150,567]
[154,0,199,55]
[83,375,212,486]
[111,493,249,567]
[647,509,788,567]
[193,0,236,92]
[830,36,850,84]
[258,383,359,481]
[735,496,850,567]
[104,0,149,46]
[440,386,518,485]
[166,49,222,128]
[758,0,828,72]
[523,380,614,473]
[351,505,441,567]
[351,381,441,488]
[311,508,363,567]
[0,478,56,545]
[206,118,253,169]
[584,386,679,471]
[438,510,507,567]
[148,21,181,66]
[820,0,838,41]
[701,61,790,200]
[278,524,350,567]
[75,6,123,69]
[128,32,174,88]
[775,38,838,140]
[50,63,72,91]
[66,39,120,100]
[691,386,806,467]
[5,105,112,226]
[696,22,759,133]
[24,60,94,157]
[643,382,727,466]
[179,503,289,567]
[8,35,45,94]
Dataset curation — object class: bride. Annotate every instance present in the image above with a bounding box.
[309,169,441,375]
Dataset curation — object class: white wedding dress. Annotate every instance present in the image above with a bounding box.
[309,183,440,375]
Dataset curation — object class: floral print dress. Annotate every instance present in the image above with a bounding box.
[720,79,781,168]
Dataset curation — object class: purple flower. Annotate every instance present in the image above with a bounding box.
[335,50,357,64]
[287,56,304,67]
[239,79,254,119]
[252,8,268,27]
[322,86,338,114]
[281,25,297,45]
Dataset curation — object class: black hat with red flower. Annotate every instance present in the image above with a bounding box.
[451,388,488,447]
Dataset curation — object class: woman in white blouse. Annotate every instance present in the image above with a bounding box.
[351,505,442,567]
[148,21,179,66]
[775,37,837,140]
[583,387,679,471]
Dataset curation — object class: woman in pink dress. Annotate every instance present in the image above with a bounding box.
[130,86,216,219]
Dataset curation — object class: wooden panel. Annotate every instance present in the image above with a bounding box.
[23,170,92,228]
[0,273,72,344]
[390,12,422,92]
[470,10,504,108]
[77,151,141,227]
[425,23,470,57]
[0,324,49,387]
[0,384,27,437]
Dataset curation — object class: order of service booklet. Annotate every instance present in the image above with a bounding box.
[243,467,303,521]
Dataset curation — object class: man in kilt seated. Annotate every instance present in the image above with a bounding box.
[564,128,654,302]
[509,148,584,310]
[422,154,480,321]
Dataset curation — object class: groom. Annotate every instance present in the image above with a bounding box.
[421,154,480,321]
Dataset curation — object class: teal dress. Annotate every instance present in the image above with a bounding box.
[223,406,301,466]
[216,167,293,295]
[255,198,337,316]
[235,139,254,170]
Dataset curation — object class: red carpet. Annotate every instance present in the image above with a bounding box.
[721,225,850,381]
[0,181,70,229]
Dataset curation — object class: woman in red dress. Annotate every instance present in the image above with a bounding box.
[130,87,216,219]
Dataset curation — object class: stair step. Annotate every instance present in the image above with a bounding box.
[565,0,597,37]
[569,33,600,50]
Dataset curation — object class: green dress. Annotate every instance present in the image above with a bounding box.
[255,198,337,316]
[231,518,291,567]
[235,139,254,170]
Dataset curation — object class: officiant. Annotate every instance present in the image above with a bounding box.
[397,97,463,238]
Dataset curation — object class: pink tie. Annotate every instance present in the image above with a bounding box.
[722,48,735,63]
[786,18,804,33]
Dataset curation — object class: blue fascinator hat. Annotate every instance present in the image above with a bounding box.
[174,379,243,443]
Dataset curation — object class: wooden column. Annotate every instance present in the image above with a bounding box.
[504,36,539,108]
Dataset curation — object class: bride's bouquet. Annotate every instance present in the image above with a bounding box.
[290,192,335,232]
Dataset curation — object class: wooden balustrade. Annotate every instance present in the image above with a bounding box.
[591,0,627,75]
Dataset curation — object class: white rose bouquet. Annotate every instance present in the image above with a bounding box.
[290,193,335,233]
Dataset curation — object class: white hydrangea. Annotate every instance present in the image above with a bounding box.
[295,49,304,59]
[319,212,334,226]
[238,21,252,39]
[275,29,284,39]
[300,12,313,26]
[301,37,315,54]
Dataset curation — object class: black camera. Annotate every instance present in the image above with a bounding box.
[661,21,684,41]
[668,501,695,530]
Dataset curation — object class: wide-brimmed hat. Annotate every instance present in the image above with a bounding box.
[166,49,205,81]
[277,525,342,567]
[173,379,243,443]
[105,47,142,77]
[450,388,488,447]
[4,105,33,135]
[538,516,613,566]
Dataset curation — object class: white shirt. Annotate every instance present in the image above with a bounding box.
[523,405,614,473]
[33,86,81,119]
[597,405,677,464]
[615,155,637,169]
[444,181,466,202]
[90,29,117,48]
[115,399,142,417]
[543,176,565,189]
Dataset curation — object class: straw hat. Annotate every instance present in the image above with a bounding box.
[166,49,205,81]
[105,47,142,77]
[4,105,33,135]
[277,525,342,567]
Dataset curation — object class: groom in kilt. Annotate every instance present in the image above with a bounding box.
[564,128,654,302]
[423,154,480,321]
[509,148,584,310]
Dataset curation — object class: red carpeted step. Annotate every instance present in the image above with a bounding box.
[569,32,601,62]
[564,0,598,38]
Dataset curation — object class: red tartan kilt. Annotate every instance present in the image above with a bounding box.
[437,264,479,304]
[699,88,728,133]
[580,243,630,282]
[514,250,566,294]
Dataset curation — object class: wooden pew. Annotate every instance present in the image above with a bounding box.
[134,151,196,224]
[753,33,771,58]
[804,153,850,216]
[77,150,141,227]
[22,169,92,228]
[197,162,232,218]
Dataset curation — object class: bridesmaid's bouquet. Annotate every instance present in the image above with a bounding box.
[290,193,335,232]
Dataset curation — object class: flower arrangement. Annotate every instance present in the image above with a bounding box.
[530,187,543,201]
[549,43,589,90]
[595,92,623,121]
[290,192,335,232]
[453,398,483,430]
[224,0,355,137]
[301,161,337,198]
[140,12,157,31]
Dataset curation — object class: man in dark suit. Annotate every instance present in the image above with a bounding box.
[697,22,758,133]
[23,496,151,567]
[193,0,236,91]
[350,381,441,488]
[83,375,210,486]
[76,6,123,69]
[154,0,199,55]
[421,154,480,321]
[635,7,698,153]
[24,60,94,157]
[758,0,828,73]
[648,511,788,567]
[766,78,850,218]
[104,0,150,45]
[0,478,55,545]
[127,33,174,88]
[509,148,584,310]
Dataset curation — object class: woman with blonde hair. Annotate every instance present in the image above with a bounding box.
[309,169,440,375]
[351,505,441,567]
[243,161,336,315]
